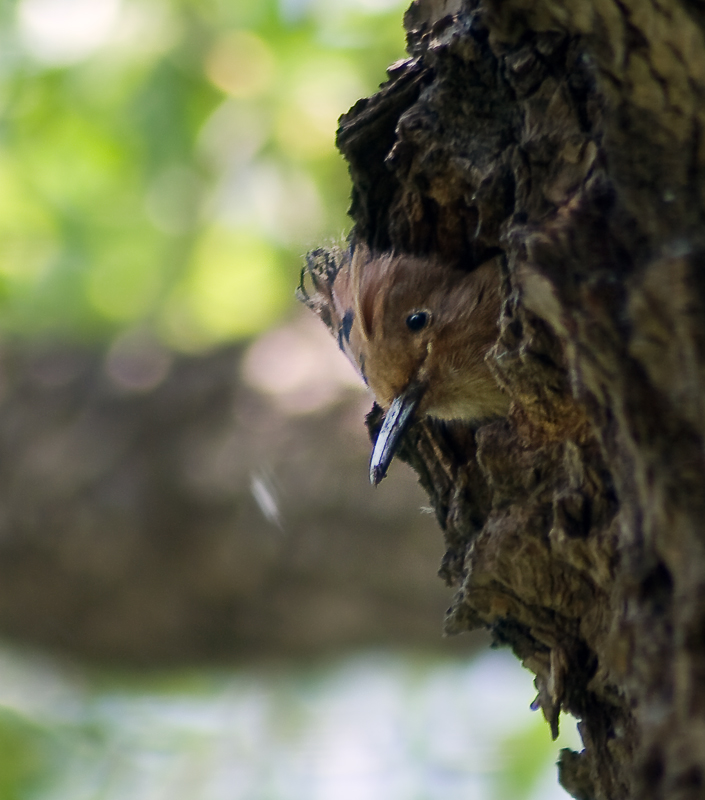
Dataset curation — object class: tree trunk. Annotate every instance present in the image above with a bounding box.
[329,0,705,797]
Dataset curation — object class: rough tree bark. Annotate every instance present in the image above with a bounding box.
[325,0,705,797]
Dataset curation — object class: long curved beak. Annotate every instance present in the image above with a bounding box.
[369,383,424,486]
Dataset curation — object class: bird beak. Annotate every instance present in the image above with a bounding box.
[369,383,424,486]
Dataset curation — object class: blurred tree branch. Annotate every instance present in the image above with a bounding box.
[0,327,471,664]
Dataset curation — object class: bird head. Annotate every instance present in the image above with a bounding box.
[298,244,508,484]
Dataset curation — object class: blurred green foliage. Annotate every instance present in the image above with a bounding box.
[495,713,578,800]
[0,709,52,799]
[0,0,409,348]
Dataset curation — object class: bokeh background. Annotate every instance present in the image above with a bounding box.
[0,0,580,796]
[1,0,399,345]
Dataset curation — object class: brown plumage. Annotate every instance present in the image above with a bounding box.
[298,244,508,483]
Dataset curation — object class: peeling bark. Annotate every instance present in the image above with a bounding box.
[324,0,705,797]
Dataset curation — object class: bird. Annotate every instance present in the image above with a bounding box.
[298,243,509,485]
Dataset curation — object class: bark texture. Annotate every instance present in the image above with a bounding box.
[330,0,705,797]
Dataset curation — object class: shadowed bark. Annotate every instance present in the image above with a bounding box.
[325,0,705,797]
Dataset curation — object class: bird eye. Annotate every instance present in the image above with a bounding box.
[405,311,430,332]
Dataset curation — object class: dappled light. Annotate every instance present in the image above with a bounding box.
[18,0,122,64]
[242,311,364,414]
[205,30,277,99]
[105,327,173,392]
